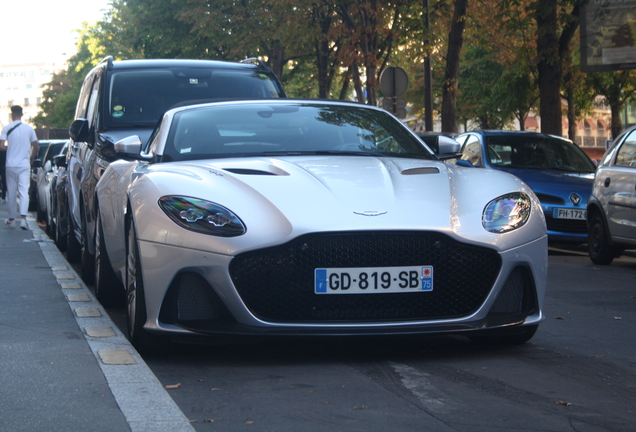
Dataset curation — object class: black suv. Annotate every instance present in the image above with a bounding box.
[66,57,286,281]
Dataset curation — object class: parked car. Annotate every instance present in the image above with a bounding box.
[43,142,69,235]
[95,99,547,352]
[453,130,596,243]
[66,56,287,283]
[28,140,52,210]
[586,125,636,264]
[52,151,70,252]
[34,140,67,224]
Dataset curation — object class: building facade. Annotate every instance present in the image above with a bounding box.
[0,60,65,129]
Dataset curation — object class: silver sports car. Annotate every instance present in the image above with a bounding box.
[95,99,548,351]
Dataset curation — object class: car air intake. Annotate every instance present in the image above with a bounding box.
[401,167,440,175]
[230,231,502,323]
[486,266,537,326]
[159,272,234,326]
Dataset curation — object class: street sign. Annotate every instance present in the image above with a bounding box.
[381,97,407,118]
[380,66,408,97]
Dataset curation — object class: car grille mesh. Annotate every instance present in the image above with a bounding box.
[229,231,502,323]
[545,215,587,234]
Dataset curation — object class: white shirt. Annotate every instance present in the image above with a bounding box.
[0,120,37,168]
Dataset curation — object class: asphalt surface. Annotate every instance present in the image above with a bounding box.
[0,201,194,432]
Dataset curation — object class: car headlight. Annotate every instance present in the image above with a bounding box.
[482,192,531,233]
[158,196,246,237]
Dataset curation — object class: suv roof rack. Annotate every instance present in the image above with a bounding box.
[100,56,115,70]
[241,57,275,74]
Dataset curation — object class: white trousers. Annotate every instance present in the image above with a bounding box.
[5,166,30,219]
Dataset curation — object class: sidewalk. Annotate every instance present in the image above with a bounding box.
[0,202,194,432]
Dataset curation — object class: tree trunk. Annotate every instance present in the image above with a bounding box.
[609,101,623,139]
[566,84,577,142]
[352,63,365,103]
[339,66,352,100]
[441,0,468,133]
[266,41,286,81]
[536,0,562,136]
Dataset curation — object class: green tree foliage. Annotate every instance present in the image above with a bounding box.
[103,0,213,59]
[36,0,615,138]
[586,70,636,139]
[33,23,110,128]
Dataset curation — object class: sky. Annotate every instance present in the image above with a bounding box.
[4,0,112,63]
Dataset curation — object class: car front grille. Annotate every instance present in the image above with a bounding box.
[545,215,587,234]
[229,231,502,323]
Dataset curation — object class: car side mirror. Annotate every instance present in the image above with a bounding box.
[436,136,462,160]
[44,160,53,172]
[114,135,144,157]
[53,154,67,168]
[69,118,91,142]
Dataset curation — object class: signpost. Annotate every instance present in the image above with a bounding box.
[380,66,408,118]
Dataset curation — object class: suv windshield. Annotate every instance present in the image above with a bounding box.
[486,136,596,173]
[161,103,434,162]
[105,68,283,128]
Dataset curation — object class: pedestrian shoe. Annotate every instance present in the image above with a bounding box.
[4,219,14,228]
[20,219,28,230]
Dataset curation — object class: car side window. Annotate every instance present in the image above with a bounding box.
[86,73,102,129]
[615,131,636,167]
[74,72,97,119]
[460,135,482,166]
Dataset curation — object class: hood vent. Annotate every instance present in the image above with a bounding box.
[401,167,440,176]
[224,168,278,176]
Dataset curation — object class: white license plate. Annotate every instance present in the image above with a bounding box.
[315,266,433,294]
[553,208,586,220]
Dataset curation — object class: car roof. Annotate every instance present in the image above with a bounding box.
[462,130,571,142]
[106,58,268,72]
[166,98,382,115]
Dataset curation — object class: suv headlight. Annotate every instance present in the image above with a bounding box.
[159,196,246,237]
[482,192,531,233]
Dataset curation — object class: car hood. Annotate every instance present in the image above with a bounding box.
[496,167,594,196]
[128,156,545,253]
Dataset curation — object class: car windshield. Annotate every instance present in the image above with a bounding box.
[161,103,434,161]
[485,135,596,173]
[104,68,283,128]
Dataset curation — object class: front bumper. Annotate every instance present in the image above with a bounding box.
[137,232,547,337]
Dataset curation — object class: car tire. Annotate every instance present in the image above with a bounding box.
[469,324,538,345]
[80,215,95,284]
[588,212,615,265]
[54,204,67,252]
[66,215,82,263]
[36,193,46,223]
[94,211,124,308]
[126,218,165,353]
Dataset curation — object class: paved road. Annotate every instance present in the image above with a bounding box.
[115,248,634,432]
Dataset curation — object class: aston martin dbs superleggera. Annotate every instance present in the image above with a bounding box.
[94,99,547,351]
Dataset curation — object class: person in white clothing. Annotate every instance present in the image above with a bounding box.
[0,106,39,229]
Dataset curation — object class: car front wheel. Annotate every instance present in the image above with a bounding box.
[126,218,164,353]
[588,212,615,265]
[66,214,81,263]
[94,211,123,308]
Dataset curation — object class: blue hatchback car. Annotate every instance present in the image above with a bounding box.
[453,130,596,243]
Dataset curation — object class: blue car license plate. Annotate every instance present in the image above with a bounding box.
[315,266,433,294]
[553,208,586,220]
